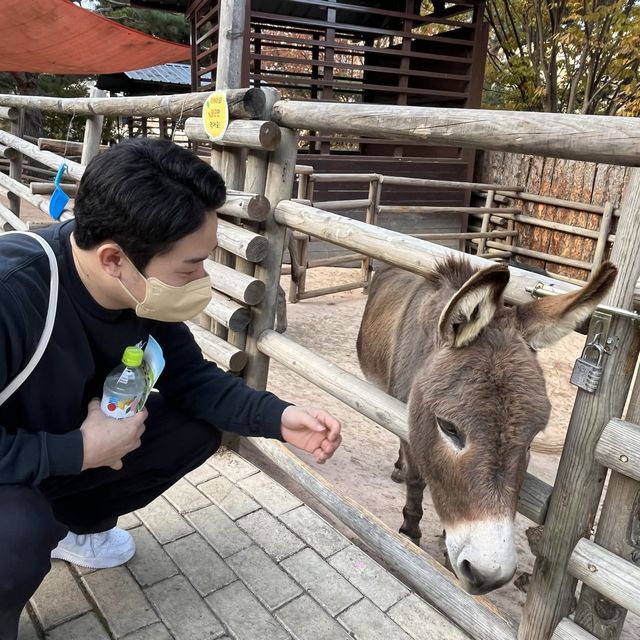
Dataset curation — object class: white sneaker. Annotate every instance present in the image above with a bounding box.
[51,527,136,569]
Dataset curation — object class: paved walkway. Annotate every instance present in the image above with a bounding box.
[19,448,469,640]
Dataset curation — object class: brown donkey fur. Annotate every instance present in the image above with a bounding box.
[357,256,617,594]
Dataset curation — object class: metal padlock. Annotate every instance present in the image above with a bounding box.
[570,338,606,393]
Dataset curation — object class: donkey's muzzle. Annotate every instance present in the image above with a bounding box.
[444,518,518,595]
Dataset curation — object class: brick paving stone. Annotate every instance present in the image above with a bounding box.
[127,527,178,587]
[118,512,142,530]
[136,496,193,544]
[82,567,158,638]
[206,580,290,640]
[388,594,471,640]
[209,449,259,482]
[17,609,38,640]
[121,622,174,640]
[238,472,302,515]
[198,476,260,520]
[276,594,353,640]
[339,599,412,640]
[236,509,305,562]
[186,504,252,558]
[280,505,350,558]
[226,545,301,610]
[185,461,220,486]
[145,575,224,640]
[329,546,410,611]
[164,533,236,596]
[163,477,211,514]
[45,612,110,640]
[280,548,362,616]
[30,561,91,629]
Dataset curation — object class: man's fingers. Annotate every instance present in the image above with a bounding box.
[87,397,101,412]
[110,459,123,470]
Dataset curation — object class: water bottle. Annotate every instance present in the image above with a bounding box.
[100,346,146,419]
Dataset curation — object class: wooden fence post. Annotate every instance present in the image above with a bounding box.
[7,107,23,227]
[572,367,640,638]
[81,88,107,166]
[243,127,299,391]
[518,168,640,640]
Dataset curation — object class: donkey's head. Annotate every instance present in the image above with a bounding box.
[408,259,617,594]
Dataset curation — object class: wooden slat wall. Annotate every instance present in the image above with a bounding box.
[476,150,631,280]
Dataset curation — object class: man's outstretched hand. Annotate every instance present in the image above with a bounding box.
[280,406,342,464]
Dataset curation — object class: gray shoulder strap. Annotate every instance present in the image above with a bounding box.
[0,231,59,406]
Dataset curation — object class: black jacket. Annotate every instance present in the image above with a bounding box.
[0,221,288,485]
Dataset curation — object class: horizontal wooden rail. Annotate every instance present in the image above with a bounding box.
[187,322,247,372]
[0,171,72,218]
[0,89,266,119]
[298,280,366,299]
[0,130,83,180]
[568,538,640,616]
[185,118,281,150]
[493,190,610,215]
[479,241,593,270]
[272,101,640,165]
[313,198,371,211]
[30,182,78,196]
[204,259,265,306]
[0,106,19,121]
[273,199,591,308]
[306,172,523,192]
[251,438,518,640]
[595,418,640,482]
[0,143,17,160]
[218,191,270,221]
[412,231,518,241]
[257,329,551,524]
[551,619,598,640]
[217,219,268,262]
[204,292,251,332]
[0,202,28,231]
[378,205,521,215]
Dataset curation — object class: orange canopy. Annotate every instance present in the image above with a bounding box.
[0,0,190,75]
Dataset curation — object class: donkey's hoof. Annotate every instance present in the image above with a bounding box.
[390,467,405,483]
[399,529,421,546]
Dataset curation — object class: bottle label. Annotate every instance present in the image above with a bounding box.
[100,394,141,419]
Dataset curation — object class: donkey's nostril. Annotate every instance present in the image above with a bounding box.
[459,559,483,587]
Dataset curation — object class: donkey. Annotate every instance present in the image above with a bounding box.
[356,257,617,595]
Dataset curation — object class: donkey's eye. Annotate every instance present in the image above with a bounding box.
[436,417,465,448]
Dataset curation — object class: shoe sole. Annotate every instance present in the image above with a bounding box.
[51,545,136,569]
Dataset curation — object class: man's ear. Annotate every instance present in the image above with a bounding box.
[96,243,126,277]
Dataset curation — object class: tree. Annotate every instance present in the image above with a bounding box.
[484,0,640,115]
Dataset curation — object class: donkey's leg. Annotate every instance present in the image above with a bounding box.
[399,446,426,545]
[390,444,405,483]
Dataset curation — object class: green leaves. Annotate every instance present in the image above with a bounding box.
[484,0,640,115]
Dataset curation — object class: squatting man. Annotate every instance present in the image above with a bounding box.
[0,138,342,640]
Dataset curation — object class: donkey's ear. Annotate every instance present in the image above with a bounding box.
[516,261,618,350]
[438,263,510,348]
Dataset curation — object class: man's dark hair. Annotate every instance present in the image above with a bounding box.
[74,138,226,271]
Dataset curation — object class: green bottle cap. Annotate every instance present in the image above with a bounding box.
[121,346,144,368]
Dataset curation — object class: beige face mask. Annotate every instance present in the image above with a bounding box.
[119,259,212,322]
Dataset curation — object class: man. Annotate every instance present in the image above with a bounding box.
[0,138,342,639]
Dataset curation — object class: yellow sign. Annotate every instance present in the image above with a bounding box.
[203,91,229,141]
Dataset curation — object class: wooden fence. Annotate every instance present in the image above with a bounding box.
[476,151,629,282]
[2,83,640,640]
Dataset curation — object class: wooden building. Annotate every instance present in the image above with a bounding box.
[133,1,489,250]
[186,1,488,244]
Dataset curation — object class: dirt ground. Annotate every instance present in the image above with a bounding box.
[244,266,640,638]
[4,194,637,637]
